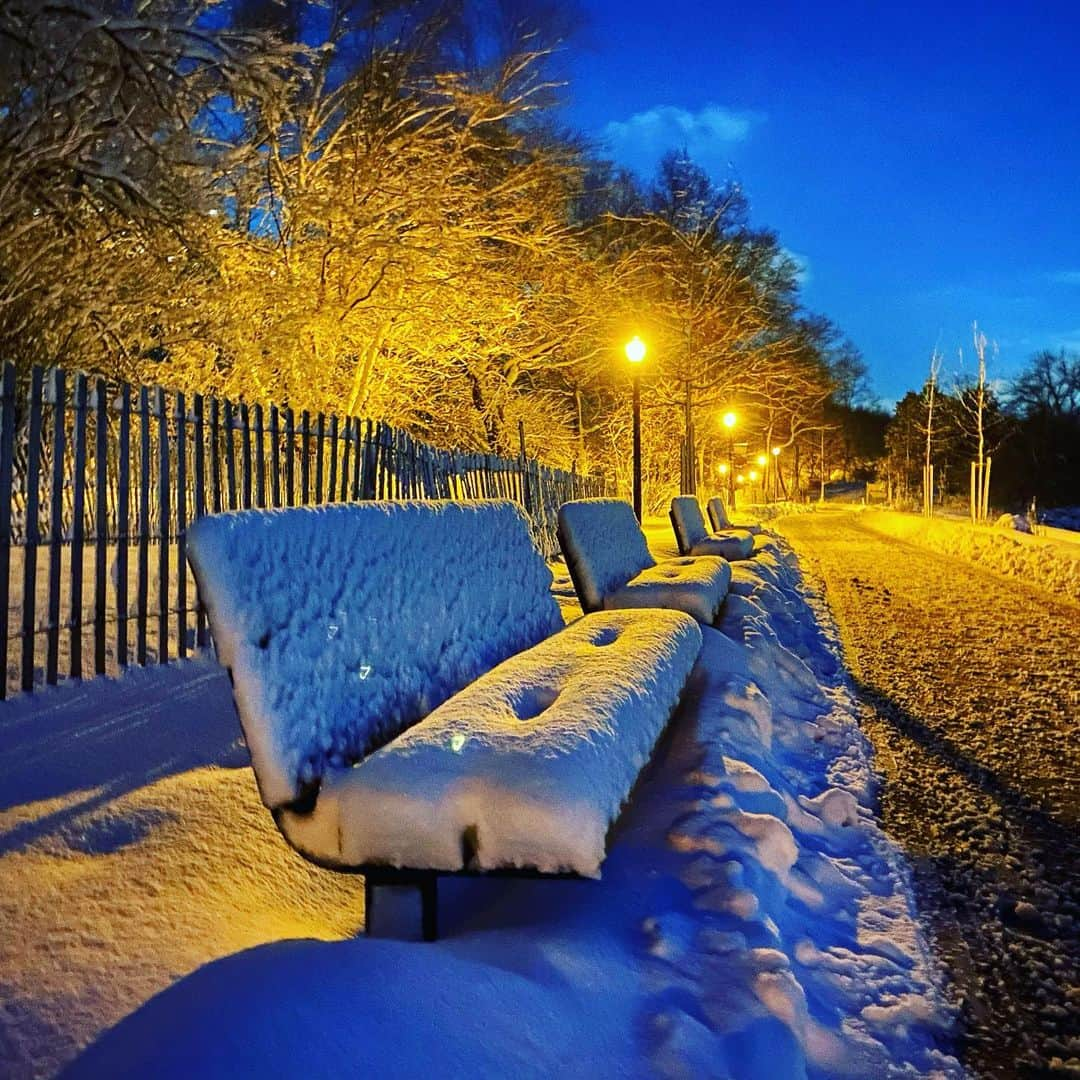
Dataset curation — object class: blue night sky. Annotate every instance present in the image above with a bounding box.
[558,0,1080,406]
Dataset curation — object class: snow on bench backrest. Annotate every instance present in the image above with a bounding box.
[188,500,563,810]
[707,497,732,531]
[670,497,710,552]
[557,499,655,613]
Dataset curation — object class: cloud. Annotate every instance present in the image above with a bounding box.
[780,248,812,286]
[601,104,763,176]
[1046,270,1080,285]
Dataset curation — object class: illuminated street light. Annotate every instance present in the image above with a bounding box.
[625,337,646,522]
[756,454,767,468]
[721,411,737,506]
[749,470,759,482]
[718,463,729,476]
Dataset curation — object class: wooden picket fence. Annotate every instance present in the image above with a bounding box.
[0,362,604,698]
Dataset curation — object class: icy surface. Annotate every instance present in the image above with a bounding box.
[282,609,703,876]
[187,501,562,808]
[558,498,656,610]
[670,496,755,559]
[707,495,763,535]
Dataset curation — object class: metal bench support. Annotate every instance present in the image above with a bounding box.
[364,871,438,943]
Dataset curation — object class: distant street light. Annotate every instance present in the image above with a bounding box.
[771,445,781,499]
[625,336,646,522]
[722,411,737,506]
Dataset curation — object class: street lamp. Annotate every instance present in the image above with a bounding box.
[722,411,737,507]
[625,336,646,522]
[771,445,781,499]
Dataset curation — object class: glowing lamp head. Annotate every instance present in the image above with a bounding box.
[772,446,781,457]
[624,336,646,364]
[722,411,737,429]
[718,463,729,475]
[749,470,759,482]
[756,454,767,467]
[736,474,745,484]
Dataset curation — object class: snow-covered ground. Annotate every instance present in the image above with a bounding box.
[1,526,960,1078]
[851,507,1080,603]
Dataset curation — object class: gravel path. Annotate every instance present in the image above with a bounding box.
[779,509,1080,1079]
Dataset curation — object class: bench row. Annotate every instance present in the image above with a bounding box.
[187,496,768,939]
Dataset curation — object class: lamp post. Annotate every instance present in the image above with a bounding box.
[722,411,737,507]
[625,336,646,522]
[771,445,781,499]
[756,454,768,504]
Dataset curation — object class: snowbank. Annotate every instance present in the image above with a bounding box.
[41,536,959,1080]
[854,508,1080,603]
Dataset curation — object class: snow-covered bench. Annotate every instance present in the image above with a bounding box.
[557,498,732,624]
[669,496,754,560]
[707,495,763,536]
[187,500,703,940]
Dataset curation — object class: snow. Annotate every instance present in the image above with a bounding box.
[854,507,1080,603]
[558,498,732,621]
[558,498,657,607]
[1,522,962,1079]
[707,496,764,536]
[186,501,563,809]
[604,555,732,624]
[670,496,755,559]
[281,608,703,876]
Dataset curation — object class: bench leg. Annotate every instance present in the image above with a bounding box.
[363,873,438,942]
[420,874,438,943]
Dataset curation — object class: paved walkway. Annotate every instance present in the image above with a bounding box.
[779,509,1080,1078]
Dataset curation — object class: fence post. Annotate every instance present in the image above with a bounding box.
[155,386,169,664]
[193,393,207,647]
[69,374,88,680]
[20,367,44,692]
[0,364,16,697]
[45,367,65,686]
[93,378,108,676]
[116,385,130,668]
[254,404,265,509]
[176,391,187,660]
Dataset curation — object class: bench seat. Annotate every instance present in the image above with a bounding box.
[670,495,755,560]
[281,607,702,878]
[558,498,731,624]
[707,495,763,536]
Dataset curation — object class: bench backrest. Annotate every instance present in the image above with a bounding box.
[188,500,562,810]
[557,499,655,613]
[707,496,732,531]
[670,496,710,554]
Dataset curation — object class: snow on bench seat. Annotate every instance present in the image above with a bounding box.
[707,495,763,536]
[558,498,731,623]
[187,499,702,887]
[281,607,702,877]
[670,496,754,560]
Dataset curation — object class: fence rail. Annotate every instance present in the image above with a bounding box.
[0,362,604,698]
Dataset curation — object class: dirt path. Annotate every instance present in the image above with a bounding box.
[779,509,1080,1079]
